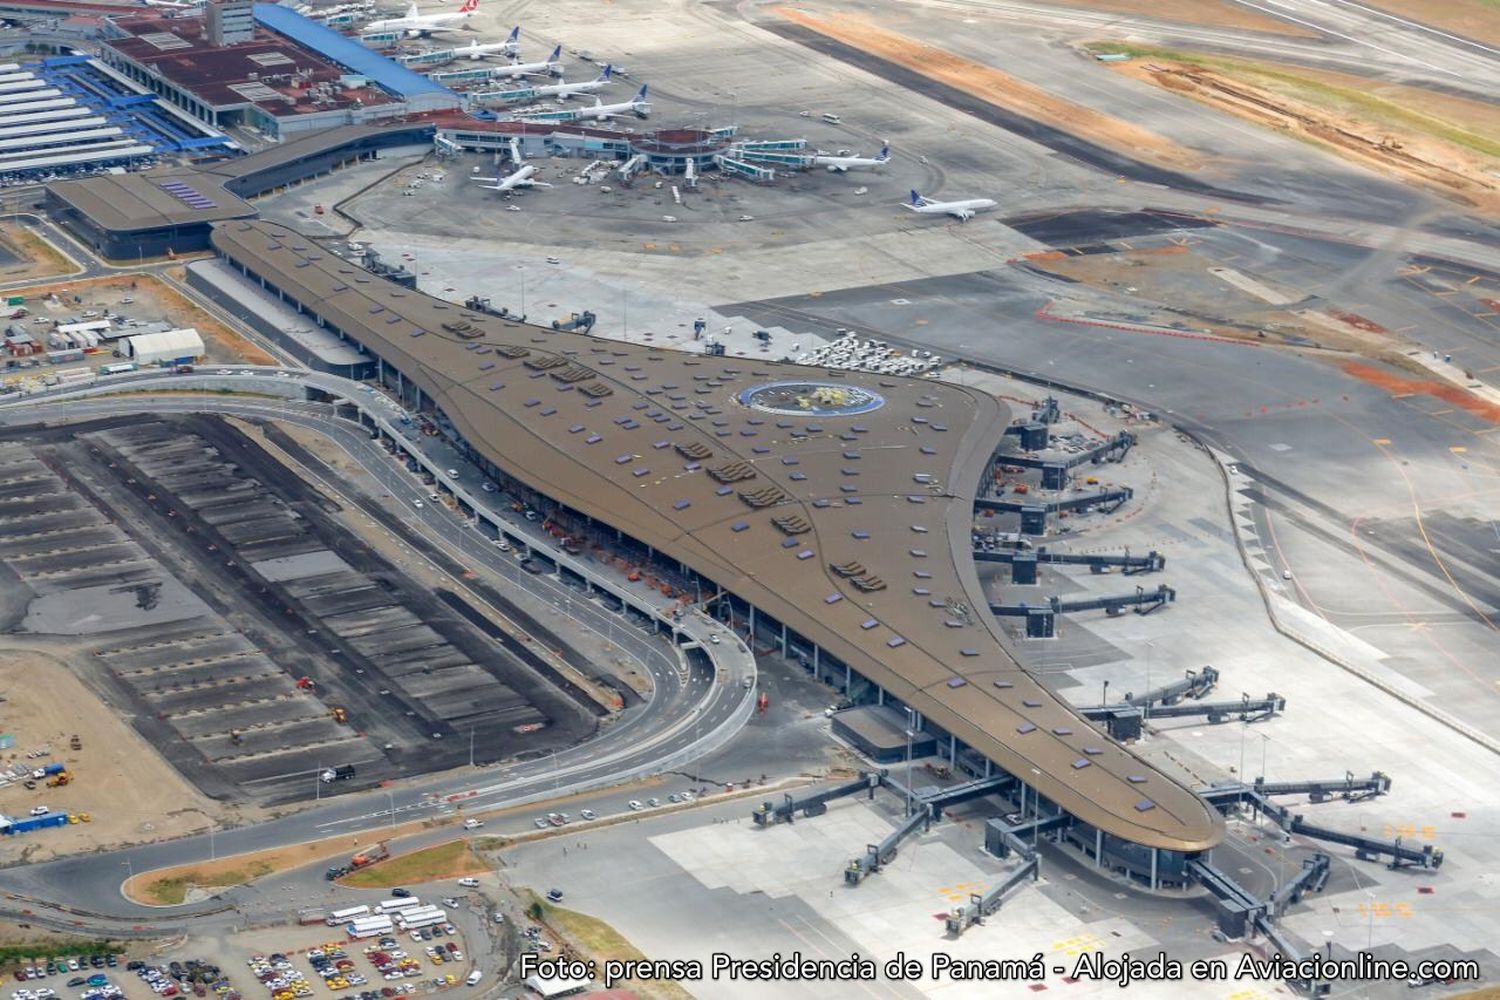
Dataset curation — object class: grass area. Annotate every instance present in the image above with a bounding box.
[1085,42,1500,160]
[525,891,693,1000]
[140,860,274,906]
[341,839,488,888]
[470,835,512,852]
[0,936,123,963]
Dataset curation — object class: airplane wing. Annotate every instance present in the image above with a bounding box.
[951,208,974,221]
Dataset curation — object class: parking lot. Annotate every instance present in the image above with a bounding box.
[0,413,595,805]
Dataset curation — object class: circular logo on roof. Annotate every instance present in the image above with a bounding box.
[739,380,885,417]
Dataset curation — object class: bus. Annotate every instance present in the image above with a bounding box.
[395,906,445,928]
[326,904,370,926]
[346,919,393,940]
[820,113,841,125]
[399,913,446,931]
[375,897,424,914]
[98,362,137,376]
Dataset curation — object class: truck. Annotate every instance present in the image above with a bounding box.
[31,763,64,779]
[320,764,356,783]
[350,842,390,871]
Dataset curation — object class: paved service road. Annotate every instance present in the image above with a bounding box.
[0,381,756,920]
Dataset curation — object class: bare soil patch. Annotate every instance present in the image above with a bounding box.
[776,7,1203,172]
[0,223,77,284]
[1097,48,1500,213]
[7,272,274,364]
[0,649,236,864]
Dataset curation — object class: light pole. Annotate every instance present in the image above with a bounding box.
[469,726,476,768]
[904,706,916,817]
[1143,641,1154,726]
[386,791,396,834]
[1101,678,1109,708]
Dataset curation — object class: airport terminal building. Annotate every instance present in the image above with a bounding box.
[205,218,1228,888]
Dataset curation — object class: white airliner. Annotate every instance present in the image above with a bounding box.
[487,43,563,76]
[572,85,650,121]
[532,64,613,100]
[472,138,550,194]
[812,144,890,172]
[902,189,996,221]
[365,0,478,36]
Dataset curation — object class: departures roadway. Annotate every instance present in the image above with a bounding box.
[0,374,757,924]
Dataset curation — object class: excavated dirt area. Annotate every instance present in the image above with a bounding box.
[775,7,1203,173]
[1110,59,1500,214]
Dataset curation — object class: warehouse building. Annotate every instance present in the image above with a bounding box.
[124,326,203,366]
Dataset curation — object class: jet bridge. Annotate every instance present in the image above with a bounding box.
[1042,584,1176,617]
[976,487,1133,534]
[844,807,930,885]
[752,771,881,826]
[920,775,1014,816]
[1204,772,1442,870]
[974,545,1165,584]
[1079,692,1282,727]
[1254,771,1390,803]
[944,855,1041,936]
[715,154,775,182]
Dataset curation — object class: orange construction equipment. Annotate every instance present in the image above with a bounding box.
[329,707,349,724]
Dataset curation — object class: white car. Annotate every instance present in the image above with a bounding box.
[413,499,424,508]
[709,634,720,645]
[463,818,483,829]
[445,469,459,478]
[579,809,596,820]
[627,799,643,811]
[458,876,480,887]
[546,256,561,264]
[28,806,48,816]
[216,369,232,375]
[428,493,441,502]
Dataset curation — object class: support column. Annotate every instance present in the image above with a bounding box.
[1150,849,1159,891]
[780,623,787,658]
[813,645,820,679]
[876,687,884,706]
[984,759,992,778]
[749,605,756,641]
[1095,829,1103,868]
[949,735,956,762]
[844,662,851,693]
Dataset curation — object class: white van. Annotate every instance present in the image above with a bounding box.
[465,970,482,987]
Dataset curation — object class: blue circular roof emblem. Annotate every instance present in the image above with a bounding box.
[739,380,886,417]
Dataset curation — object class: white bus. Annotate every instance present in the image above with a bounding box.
[399,912,447,931]
[820,113,841,125]
[375,897,423,914]
[326,904,371,926]
[347,919,393,940]
[349,916,393,933]
[396,906,446,928]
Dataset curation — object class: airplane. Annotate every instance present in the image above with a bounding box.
[812,144,890,173]
[532,64,613,100]
[365,0,479,37]
[472,138,550,194]
[571,85,650,121]
[902,189,996,221]
[485,42,563,76]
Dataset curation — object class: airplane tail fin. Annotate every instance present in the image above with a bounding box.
[458,0,479,13]
[634,84,648,102]
[505,24,519,41]
[597,63,612,82]
[548,43,561,60]
[405,1,419,16]
[878,144,890,160]
[909,189,923,206]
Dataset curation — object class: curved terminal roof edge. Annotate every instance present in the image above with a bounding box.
[211,220,1224,853]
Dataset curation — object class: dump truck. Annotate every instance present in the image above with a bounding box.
[46,771,70,787]
[320,764,356,783]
